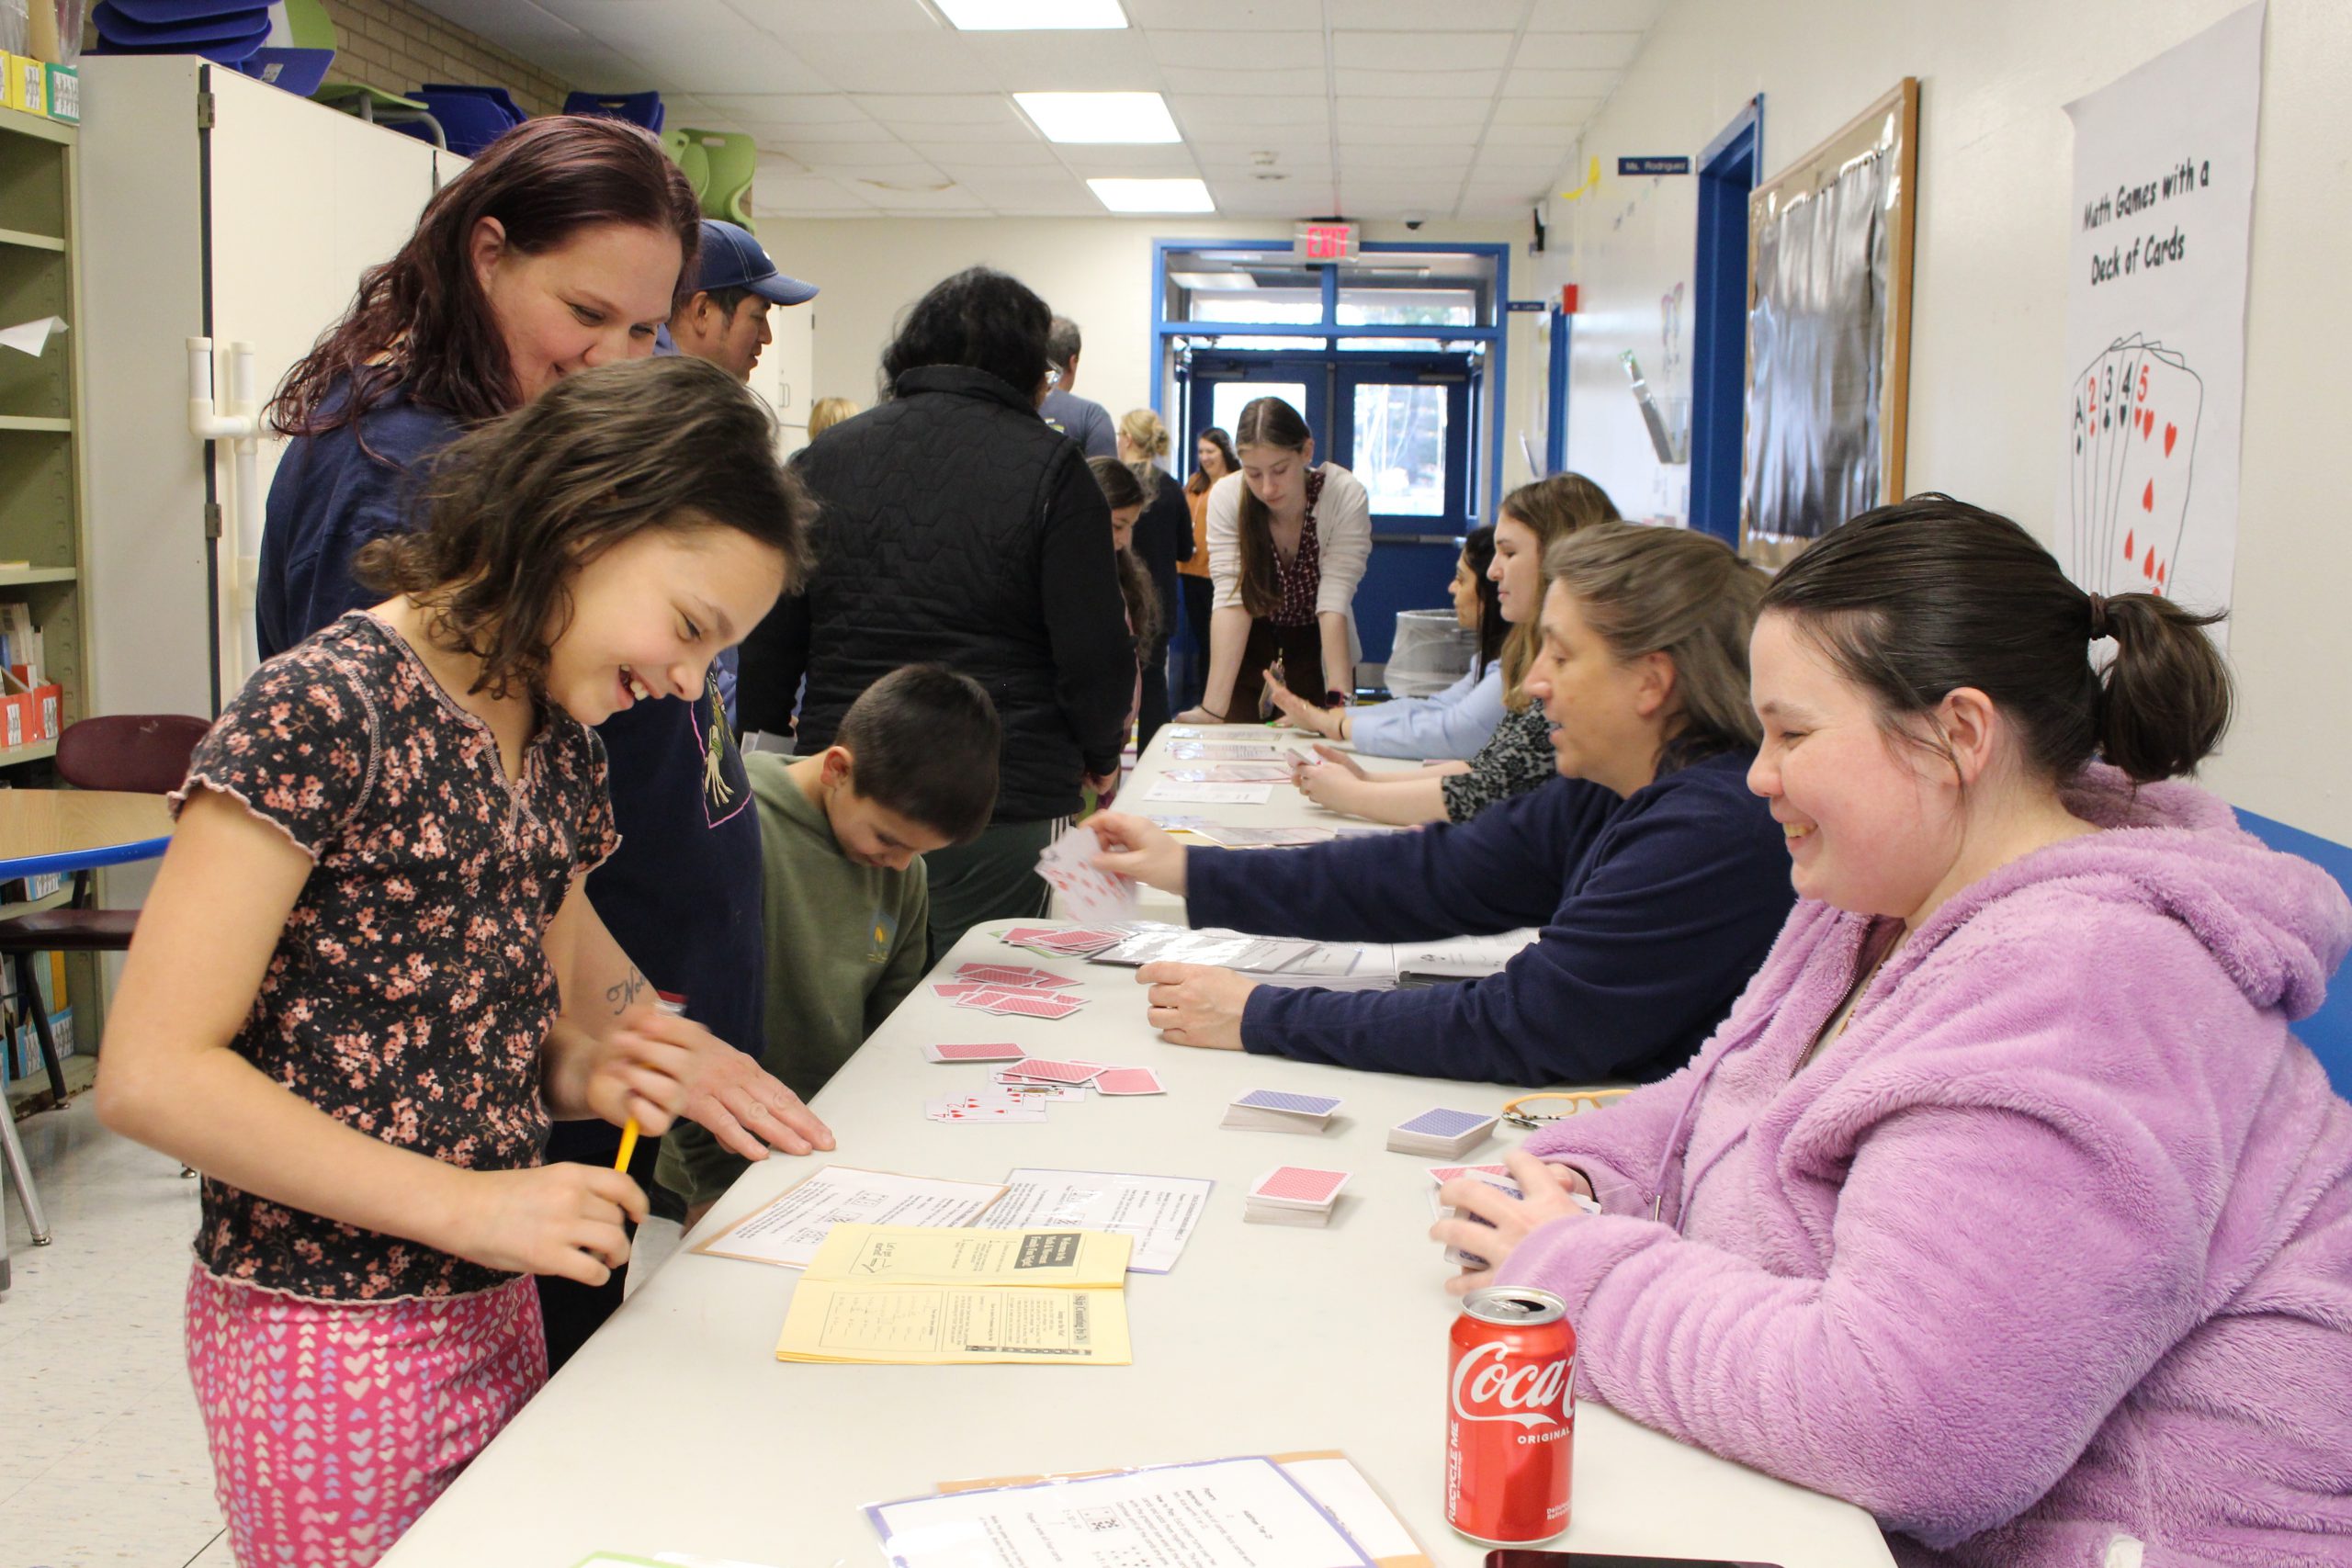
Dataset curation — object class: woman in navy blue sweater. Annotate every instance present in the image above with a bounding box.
[1090,523,1796,1086]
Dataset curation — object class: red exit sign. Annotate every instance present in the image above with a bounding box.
[1293,220,1359,263]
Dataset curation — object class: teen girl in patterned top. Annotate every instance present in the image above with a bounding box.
[96,356,824,1568]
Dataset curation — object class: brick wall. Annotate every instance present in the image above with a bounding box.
[318,0,575,118]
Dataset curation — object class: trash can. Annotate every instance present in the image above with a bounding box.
[1384,609,1477,698]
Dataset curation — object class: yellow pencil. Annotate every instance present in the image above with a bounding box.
[613,1117,640,1172]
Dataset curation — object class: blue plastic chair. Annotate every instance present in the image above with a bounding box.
[103,0,260,20]
[2236,807,2352,1096]
[566,90,664,132]
[90,1,269,60]
[404,86,522,157]
[420,82,527,126]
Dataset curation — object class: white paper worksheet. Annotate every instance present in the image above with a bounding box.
[1144,780,1276,805]
[983,1169,1216,1274]
[694,1166,1008,1269]
[867,1457,1376,1568]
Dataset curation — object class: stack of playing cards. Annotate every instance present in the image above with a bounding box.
[1220,1089,1342,1134]
[1387,1107,1500,1159]
[1245,1166,1350,1226]
[1001,924,1131,959]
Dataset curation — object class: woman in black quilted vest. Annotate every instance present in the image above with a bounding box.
[736,266,1136,963]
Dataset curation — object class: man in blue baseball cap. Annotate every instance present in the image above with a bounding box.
[668,218,819,381]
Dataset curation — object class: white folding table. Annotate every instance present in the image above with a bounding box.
[378,921,1894,1568]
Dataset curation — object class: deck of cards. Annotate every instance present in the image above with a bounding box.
[1001,924,1130,959]
[1246,1166,1350,1226]
[1431,1168,1600,1267]
[1220,1088,1342,1134]
[1387,1107,1500,1159]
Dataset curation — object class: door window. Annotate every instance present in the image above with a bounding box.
[1350,383,1450,517]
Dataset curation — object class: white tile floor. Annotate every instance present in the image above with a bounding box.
[0,1097,683,1568]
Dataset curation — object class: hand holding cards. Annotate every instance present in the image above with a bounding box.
[1035,830,1139,925]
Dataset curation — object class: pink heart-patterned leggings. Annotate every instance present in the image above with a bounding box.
[184,1263,548,1567]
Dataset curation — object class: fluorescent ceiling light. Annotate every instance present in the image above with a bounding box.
[1088,177,1216,213]
[937,0,1128,27]
[1016,92,1180,144]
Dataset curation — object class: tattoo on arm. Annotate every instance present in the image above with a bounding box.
[605,966,649,1015]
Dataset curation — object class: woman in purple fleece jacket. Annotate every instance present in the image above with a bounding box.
[1436,496,2352,1568]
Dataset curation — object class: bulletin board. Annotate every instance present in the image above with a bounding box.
[1739,79,1920,566]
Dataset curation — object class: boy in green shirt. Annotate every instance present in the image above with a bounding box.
[660,664,1001,1227]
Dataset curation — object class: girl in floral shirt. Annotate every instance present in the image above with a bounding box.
[96,355,829,1568]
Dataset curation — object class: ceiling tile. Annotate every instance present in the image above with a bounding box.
[1526,0,1664,31]
[1120,0,1318,26]
[1510,30,1645,69]
[1473,150,1570,176]
[1051,143,1204,176]
[1336,143,1474,170]
[966,30,1163,91]
[1334,121,1482,149]
[1159,64,1326,95]
[1503,67,1622,97]
[1147,29,1322,69]
[1332,97,1487,130]
[1482,119,1577,147]
[1171,95,1329,130]
[1325,0,1531,24]
[750,121,910,150]
[725,0,942,30]
[849,95,1026,127]
[865,185,989,212]
[1210,185,1332,217]
[412,0,582,45]
[1332,29,1513,72]
[1491,96,1606,127]
[786,140,931,167]
[704,94,876,126]
[787,30,999,93]
[544,0,832,94]
[752,172,876,211]
[914,141,1066,168]
[1331,67,1502,98]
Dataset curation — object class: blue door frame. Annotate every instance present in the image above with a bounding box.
[1183,350,1474,666]
[1690,97,1762,544]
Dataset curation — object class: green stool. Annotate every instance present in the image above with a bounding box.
[662,126,710,204]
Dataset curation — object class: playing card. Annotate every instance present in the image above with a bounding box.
[924,1042,1027,1063]
[1427,1164,1513,1184]
[1091,1067,1164,1095]
[1395,1108,1496,1140]
[990,1069,1087,1100]
[2113,343,2203,596]
[956,963,1074,989]
[1002,1057,1106,1085]
[1233,1089,1341,1117]
[1001,926,1064,945]
[932,982,994,1001]
[925,1091,1048,1123]
[1250,1166,1350,1205]
[971,989,1087,1021]
[1035,830,1139,926]
[2100,337,2151,568]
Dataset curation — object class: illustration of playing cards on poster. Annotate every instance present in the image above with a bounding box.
[2058,3,2263,645]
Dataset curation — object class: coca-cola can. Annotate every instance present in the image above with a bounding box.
[1446,1285,1576,1545]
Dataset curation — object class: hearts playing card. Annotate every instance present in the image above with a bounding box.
[2114,344,2203,596]
[1035,830,1138,925]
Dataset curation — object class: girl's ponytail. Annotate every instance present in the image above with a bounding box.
[2093,592,2232,782]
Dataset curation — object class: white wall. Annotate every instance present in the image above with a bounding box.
[765,216,1542,486]
[1524,0,2352,840]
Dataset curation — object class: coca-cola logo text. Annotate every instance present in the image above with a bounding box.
[1451,1342,1572,1429]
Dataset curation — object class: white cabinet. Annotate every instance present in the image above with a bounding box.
[75,58,449,716]
[758,294,815,457]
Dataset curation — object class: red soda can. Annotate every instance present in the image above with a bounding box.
[1446,1285,1576,1545]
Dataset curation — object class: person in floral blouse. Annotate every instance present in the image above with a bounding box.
[96,356,830,1568]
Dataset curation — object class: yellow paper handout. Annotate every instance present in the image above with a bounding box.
[776,1226,1134,1366]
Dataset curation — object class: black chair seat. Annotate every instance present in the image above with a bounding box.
[0,908,141,953]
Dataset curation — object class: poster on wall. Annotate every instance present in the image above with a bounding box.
[2058,2,2263,645]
